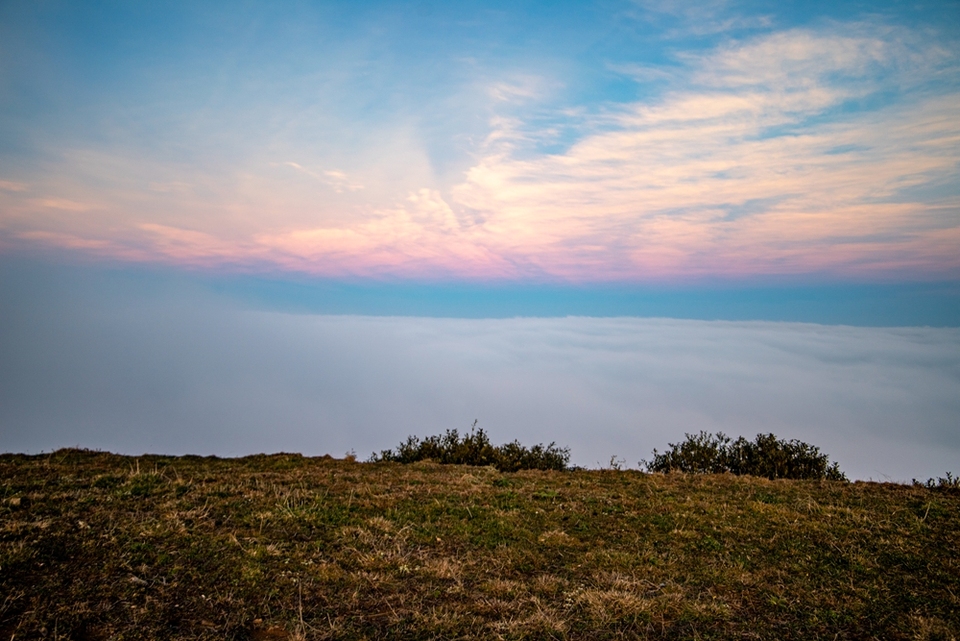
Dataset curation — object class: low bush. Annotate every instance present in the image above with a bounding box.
[914,472,960,492]
[642,431,847,481]
[371,423,570,472]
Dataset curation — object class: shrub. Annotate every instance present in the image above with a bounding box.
[913,472,960,492]
[642,431,847,481]
[370,423,570,472]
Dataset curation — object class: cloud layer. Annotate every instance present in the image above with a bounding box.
[3,274,958,481]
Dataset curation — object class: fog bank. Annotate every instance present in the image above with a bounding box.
[2,277,958,482]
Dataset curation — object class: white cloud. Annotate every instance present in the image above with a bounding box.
[2,279,958,481]
[449,26,960,280]
[3,23,958,281]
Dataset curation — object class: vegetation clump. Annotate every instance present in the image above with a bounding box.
[371,423,570,472]
[914,471,960,492]
[642,431,847,481]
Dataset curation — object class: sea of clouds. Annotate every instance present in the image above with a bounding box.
[2,273,958,482]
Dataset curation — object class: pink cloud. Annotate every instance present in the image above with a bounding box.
[2,27,957,283]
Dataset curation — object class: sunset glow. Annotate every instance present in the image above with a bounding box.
[1,3,957,283]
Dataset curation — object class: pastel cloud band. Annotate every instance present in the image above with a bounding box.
[1,26,958,282]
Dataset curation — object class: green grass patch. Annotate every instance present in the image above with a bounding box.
[0,449,957,640]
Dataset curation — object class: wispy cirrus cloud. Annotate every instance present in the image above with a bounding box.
[280,162,365,193]
[628,0,773,37]
[450,27,960,280]
[1,21,957,282]
[0,180,27,192]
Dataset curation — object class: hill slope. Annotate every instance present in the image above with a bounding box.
[1,450,958,640]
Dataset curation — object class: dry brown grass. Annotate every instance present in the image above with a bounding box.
[0,449,958,640]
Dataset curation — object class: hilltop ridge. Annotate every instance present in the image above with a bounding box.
[1,450,957,640]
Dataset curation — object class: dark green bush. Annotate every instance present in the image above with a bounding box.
[370,424,570,472]
[642,431,847,481]
[913,472,960,492]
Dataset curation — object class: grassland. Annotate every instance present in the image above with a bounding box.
[1,450,958,640]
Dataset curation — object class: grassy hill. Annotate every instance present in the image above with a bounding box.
[1,449,957,640]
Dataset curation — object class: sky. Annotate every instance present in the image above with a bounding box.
[1,0,959,477]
